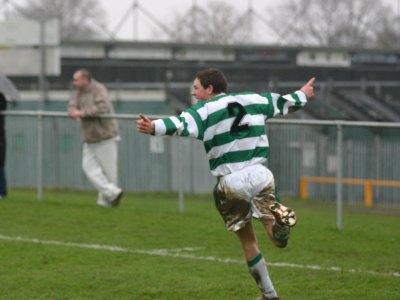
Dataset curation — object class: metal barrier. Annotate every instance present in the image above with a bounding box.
[3,111,400,229]
[300,176,400,207]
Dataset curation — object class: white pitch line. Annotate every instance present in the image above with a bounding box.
[0,234,398,278]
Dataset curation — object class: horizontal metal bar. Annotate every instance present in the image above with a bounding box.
[301,176,400,187]
[1,110,170,120]
[2,110,400,128]
[268,118,400,128]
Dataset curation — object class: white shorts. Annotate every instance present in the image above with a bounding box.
[213,164,277,232]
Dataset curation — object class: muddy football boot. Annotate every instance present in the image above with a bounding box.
[269,202,297,227]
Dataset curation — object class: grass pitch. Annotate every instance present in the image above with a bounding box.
[0,189,399,300]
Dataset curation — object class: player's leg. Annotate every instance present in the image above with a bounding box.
[214,167,279,300]
[235,222,279,300]
[261,218,291,249]
[264,201,297,248]
[257,200,294,248]
[213,171,253,231]
[250,166,295,248]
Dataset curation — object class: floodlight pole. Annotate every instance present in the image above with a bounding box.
[336,124,343,230]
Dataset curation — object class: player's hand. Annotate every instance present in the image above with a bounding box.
[300,77,316,99]
[136,113,155,134]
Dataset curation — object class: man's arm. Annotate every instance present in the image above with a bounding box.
[136,114,155,134]
[300,77,315,99]
[68,94,81,120]
[262,77,316,117]
[68,108,82,120]
[288,77,315,113]
[137,108,203,139]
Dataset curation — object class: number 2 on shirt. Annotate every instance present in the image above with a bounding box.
[227,102,249,134]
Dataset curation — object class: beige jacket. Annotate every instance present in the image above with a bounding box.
[68,79,119,143]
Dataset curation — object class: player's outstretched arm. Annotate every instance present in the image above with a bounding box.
[300,77,316,100]
[285,77,316,114]
[136,113,155,134]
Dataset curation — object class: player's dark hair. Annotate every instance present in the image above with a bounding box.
[195,68,227,94]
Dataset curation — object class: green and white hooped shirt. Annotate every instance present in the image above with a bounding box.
[153,91,308,177]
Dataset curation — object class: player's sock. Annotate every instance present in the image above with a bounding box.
[273,222,290,246]
[248,252,278,299]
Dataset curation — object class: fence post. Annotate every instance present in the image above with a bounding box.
[299,176,308,199]
[336,123,343,230]
[177,138,184,213]
[364,182,373,207]
[37,112,43,201]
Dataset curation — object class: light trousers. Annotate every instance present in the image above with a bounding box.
[82,138,121,200]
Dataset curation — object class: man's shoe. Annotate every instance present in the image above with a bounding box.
[269,202,297,227]
[272,221,290,247]
[111,190,123,207]
[97,198,111,207]
[256,296,280,300]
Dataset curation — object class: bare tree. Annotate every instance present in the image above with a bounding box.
[268,0,395,49]
[10,0,108,40]
[168,1,250,44]
[373,13,400,50]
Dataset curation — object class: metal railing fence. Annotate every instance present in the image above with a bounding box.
[3,111,400,229]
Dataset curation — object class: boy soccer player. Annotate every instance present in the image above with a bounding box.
[136,68,315,300]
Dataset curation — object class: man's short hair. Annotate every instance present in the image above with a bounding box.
[195,68,227,94]
[76,68,92,81]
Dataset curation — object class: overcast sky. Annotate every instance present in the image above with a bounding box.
[99,0,400,42]
[2,0,399,43]
[100,0,281,42]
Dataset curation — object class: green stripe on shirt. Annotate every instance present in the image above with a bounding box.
[277,96,287,115]
[292,92,301,108]
[164,118,178,135]
[260,93,275,118]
